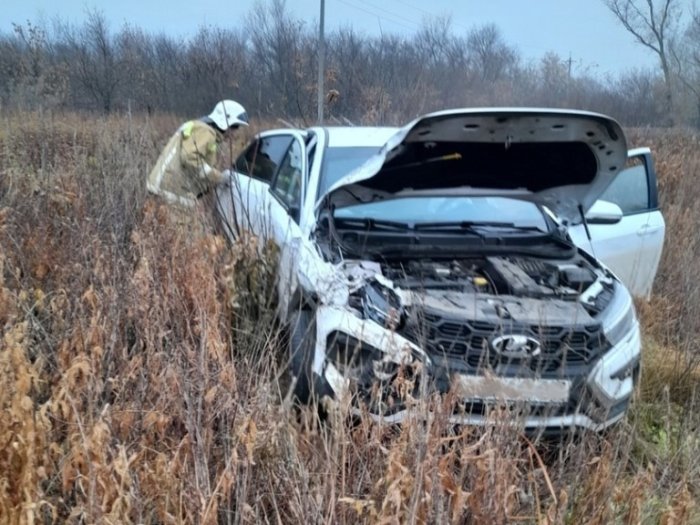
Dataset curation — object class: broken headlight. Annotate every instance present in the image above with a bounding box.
[361,281,403,329]
[326,331,421,416]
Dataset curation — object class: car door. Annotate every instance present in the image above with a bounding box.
[265,132,312,317]
[568,148,665,297]
[216,132,294,242]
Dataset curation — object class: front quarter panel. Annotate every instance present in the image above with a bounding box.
[277,223,349,317]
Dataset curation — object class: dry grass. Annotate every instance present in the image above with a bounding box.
[0,111,699,524]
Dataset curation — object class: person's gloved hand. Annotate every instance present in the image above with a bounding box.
[220,169,234,187]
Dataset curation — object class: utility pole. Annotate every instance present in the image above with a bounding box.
[317,0,325,124]
[566,52,573,104]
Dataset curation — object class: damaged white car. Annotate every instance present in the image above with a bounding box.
[217,108,665,432]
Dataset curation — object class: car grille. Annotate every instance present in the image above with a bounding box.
[402,311,608,377]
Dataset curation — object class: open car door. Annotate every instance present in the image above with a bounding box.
[569,148,665,298]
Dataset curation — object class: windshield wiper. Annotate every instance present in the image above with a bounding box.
[334,217,413,231]
[413,221,546,233]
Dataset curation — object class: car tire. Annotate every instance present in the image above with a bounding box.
[288,309,316,404]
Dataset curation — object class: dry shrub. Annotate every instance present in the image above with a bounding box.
[628,130,700,360]
[1,113,699,524]
[625,130,700,484]
[0,321,53,523]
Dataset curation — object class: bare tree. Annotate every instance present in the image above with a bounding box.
[180,27,248,113]
[0,22,67,110]
[326,28,368,120]
[3,0,697,126]
[0,26,35,108]
[615,68,666,124]
[466,24,518,85]
[247,0,312,121]
[603,0,683,124]
[415,16,456,67]
[672,11,700,125]
[60,10,123,113]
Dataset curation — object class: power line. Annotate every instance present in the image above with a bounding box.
[352,0,424,28]
[338,0,628,65]
[388,0,472,33]
[389,0,434,17]
[336,0,418,31]
[335,0,420,32]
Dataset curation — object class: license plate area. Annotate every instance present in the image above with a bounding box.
[451,373,570,403]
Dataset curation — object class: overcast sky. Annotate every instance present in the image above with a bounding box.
[3,0,670,75]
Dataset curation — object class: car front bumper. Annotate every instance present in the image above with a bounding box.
[313,305,640,432]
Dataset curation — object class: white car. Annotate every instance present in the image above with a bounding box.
[217,108,665,432]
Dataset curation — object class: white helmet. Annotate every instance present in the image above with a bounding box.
[208,99,249,130]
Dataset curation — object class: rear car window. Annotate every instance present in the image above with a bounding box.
[599,157,650,214]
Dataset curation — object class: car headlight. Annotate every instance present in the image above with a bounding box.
[602,284,637,347]
[589,282,640,399]
[604,306,636,346]
[361,281,403,329]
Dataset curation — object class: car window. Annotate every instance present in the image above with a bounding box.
[272,138,303,213]
[319,146,382,196]
[233,135,293,183]
[599,157,650,214]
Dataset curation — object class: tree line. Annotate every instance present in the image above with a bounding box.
[1,0,699,127]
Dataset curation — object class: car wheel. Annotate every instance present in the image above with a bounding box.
[288,309,316,404]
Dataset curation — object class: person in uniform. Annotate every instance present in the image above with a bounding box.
[146,99,249,230]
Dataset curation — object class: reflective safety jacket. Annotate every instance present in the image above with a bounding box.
[147,120,225,207]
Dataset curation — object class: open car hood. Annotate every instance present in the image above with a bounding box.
[325,108,628,224]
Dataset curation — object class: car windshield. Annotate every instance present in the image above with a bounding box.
[319,146,380,196]
[334,196,549,232]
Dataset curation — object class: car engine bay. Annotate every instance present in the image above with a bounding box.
[345,253,615,318]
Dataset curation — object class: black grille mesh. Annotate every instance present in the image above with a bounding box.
[403,310,607,375]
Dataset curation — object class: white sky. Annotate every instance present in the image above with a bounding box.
[3,0,677,76]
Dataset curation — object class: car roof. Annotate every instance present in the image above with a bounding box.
[321,126,399,148]
[259,125,399,148]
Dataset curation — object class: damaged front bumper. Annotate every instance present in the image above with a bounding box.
[312,305,640,432]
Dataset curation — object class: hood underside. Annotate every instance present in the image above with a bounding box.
[326,108,628,223]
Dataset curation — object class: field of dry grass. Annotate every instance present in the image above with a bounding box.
[1,112,699,524]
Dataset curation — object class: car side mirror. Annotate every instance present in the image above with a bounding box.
[585,200,623,225]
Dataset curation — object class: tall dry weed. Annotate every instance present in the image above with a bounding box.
[0,113,698,523]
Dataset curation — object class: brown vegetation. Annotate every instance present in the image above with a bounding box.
[1,112,699,523]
